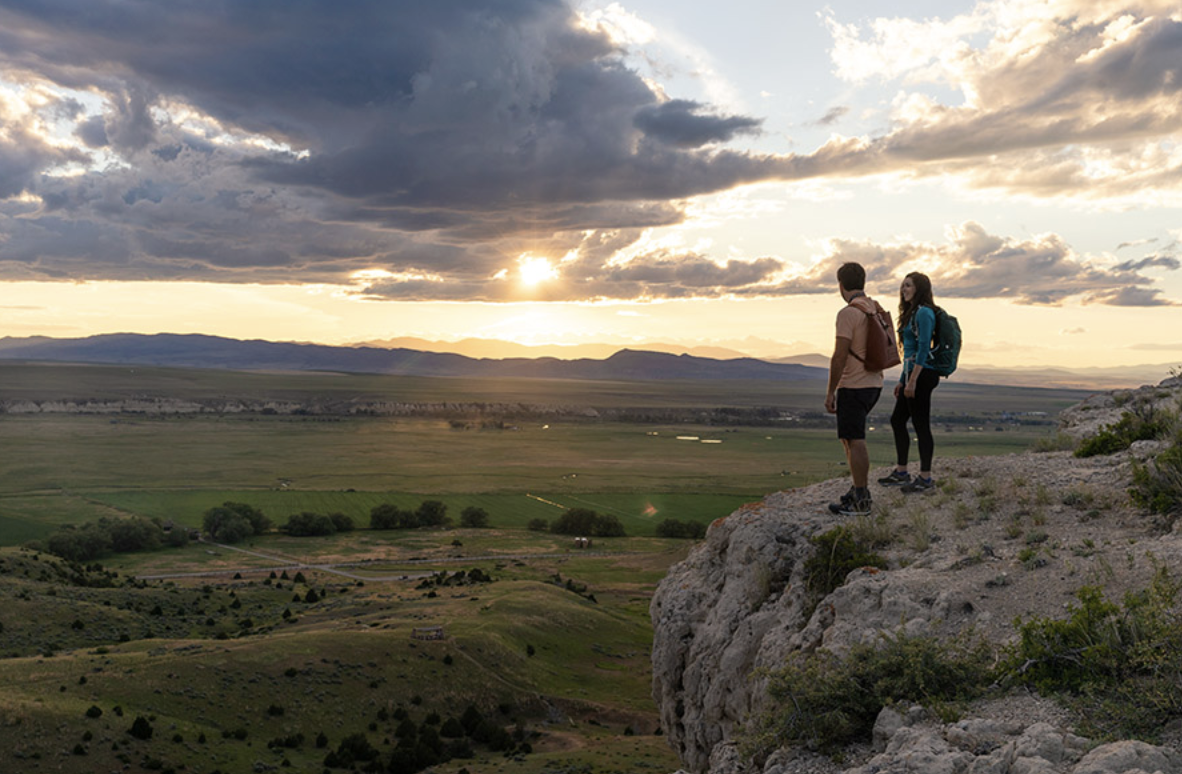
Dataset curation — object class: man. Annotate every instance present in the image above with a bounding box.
[825,262,884,516]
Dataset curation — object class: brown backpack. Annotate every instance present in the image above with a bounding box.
[848,298,901,372]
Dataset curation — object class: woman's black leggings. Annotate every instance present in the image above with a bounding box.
[890,368,940,472]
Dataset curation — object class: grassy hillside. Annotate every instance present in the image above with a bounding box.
[0,544,687,774]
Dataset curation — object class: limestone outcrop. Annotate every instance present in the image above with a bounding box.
[651,379,1182,774]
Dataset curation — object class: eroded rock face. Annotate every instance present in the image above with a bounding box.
[651,379,1182,774]
[650,491,975,773]
[650,494,819,773]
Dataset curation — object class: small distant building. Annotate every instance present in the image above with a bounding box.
[573,537,592,549]
[411,626,445,641]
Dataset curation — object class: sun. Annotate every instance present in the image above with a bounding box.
[517,255,559,286]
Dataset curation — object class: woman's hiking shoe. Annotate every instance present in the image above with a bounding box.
[901,476,935,493]
[877,470,911,487]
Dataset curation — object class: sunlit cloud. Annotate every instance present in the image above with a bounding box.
[762,221,1180,307]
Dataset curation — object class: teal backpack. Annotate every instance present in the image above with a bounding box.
[928,306,961,377]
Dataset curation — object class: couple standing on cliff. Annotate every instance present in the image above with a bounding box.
[825,262,943,517]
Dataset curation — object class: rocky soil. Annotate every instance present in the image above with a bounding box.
[651,377,1182,774]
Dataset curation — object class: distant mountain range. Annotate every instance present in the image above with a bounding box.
[0,334,826,382]
[0,333,1171,389]
[356,336,752,362]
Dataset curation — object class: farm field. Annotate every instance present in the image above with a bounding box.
[0,413,1056,545]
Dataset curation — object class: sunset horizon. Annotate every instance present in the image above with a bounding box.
[2,0,1180,372]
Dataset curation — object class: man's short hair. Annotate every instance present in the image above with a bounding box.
[836,262,866,291]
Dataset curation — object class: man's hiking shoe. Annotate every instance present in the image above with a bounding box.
[827,489,853,515]
[828,492,872,516]
[901,476,935,493]
[877,470,911,487]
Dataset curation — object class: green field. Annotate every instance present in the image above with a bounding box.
[0,413,1055,545]
[0,361,1086,545]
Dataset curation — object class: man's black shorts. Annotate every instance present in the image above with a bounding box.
[836,387,881,440]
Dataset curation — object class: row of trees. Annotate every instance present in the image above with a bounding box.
[45,500,696,558]
[369,502,492,531]
[548,507,626,537]
[45,516,189,562]
[284,512,355,537]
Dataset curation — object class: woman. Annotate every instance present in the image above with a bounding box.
[878,272,940,492]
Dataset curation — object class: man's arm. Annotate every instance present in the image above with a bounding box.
[826,335,852,413]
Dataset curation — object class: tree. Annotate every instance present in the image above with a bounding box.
[203,502,269,544]
[328,512,355,532]
[226,501,270,534]
[165,527,191,547]
[593,513,625,537]
[128,716,153,740]
[371,503,418,530]
[460,705,484,737]
[459,506,490,528]
[527,518,549,532]
[550,508,599,536]
[417,500,449,527]
[370,503,399,530]
[46,524,111,562]
[106,517,164,553]
[550,508,626,537]
[285,512,336,537]
[202,507,253,544]
[656,518,706,539]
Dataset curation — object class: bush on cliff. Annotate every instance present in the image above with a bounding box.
[749,630,993,755]
[1001,567,1182,741]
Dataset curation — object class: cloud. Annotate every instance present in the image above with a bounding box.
[0,0,1180,302]
[632,99,761,148]
[759,221,1178,307]
[1129,341,1182,351]
[1112,255,1180,272]
[808,4,1182,201]
[813,106,850,126]
[0,0,785,288]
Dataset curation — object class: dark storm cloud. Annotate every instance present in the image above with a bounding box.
[0,0,783,290]
[632,99,762,147]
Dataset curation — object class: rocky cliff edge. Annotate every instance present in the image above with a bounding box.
[651,377,1182,774]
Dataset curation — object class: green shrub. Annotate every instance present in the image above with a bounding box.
[1130,437,1182,525]
[803,527,888,600]
[1075,406,1172,458]
[750,631,992,754]
[1001,569,1182,740]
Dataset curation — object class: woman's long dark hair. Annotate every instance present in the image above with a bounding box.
[898,272,936,329]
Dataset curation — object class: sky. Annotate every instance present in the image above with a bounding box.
[0,0,1180,369]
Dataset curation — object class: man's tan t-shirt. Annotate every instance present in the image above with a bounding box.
[835,298,886,390]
